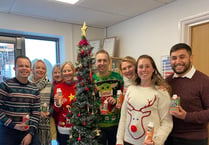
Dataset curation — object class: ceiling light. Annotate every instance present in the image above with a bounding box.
[55,0,80,4]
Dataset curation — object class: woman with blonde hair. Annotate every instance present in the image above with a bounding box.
[29,59,54,145]
[53,61,76,145]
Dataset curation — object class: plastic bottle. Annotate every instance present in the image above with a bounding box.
[56,88,63,106]
[145,122,154,142]
[41,103,48,112]
[22,114,30,129]
[170,94,180,111]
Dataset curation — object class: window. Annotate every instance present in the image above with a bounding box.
[0,34,60,82]
[25,38,58,81]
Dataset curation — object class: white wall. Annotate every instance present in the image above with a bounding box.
[0,12,105,63]
[107,0,209,71]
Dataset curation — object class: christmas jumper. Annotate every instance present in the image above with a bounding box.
[166,69,209,140]
[53,81,76,135]
[93,71,124,128]
[0,77,40,135]
[116,85,173,145]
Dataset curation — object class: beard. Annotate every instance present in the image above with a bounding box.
[172,61,191,75]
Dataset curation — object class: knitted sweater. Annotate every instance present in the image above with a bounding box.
[53,81,76,134]
[93,71,124,128]
[116,85,173,145]
[166,70,209,140]
[0,78,40,135]
[29,76,52,145]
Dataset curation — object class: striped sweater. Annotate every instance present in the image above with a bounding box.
[0,77,40,135]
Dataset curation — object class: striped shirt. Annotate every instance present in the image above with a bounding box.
[0,77,40,134]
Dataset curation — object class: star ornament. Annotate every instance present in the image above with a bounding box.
[68,93,75,101]
[81,21,88,36]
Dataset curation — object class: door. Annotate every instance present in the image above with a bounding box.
[191,22,209,75]
[191,22,209,145]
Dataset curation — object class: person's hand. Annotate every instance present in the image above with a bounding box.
[107,97,116,105]
[14,123,29,131]
[116,102,122,109]
[170,106,187,120]
[40,111,50,118]
[143,139,154,145]
[21,133,32,145]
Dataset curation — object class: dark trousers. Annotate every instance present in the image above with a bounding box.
[165,135,208,145]
[57,132,69,145]
[0,125,41,145]
[98,126,118,145]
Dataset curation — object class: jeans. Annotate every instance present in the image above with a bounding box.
[0,125,41,145]
[98,126,118,145]
[165,135,208,145]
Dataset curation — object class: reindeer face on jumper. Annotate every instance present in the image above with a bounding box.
[127,94,157,139]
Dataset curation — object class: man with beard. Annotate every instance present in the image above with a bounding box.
[165,43,209,145]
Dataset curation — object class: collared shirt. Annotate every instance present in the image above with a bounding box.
[173,65,196,79]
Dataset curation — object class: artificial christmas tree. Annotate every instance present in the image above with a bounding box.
[69,22,101,145]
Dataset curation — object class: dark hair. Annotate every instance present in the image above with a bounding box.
[95,49,110,62]
[135,55,171,93]
[15,55,31,67]
[170,43,192,56]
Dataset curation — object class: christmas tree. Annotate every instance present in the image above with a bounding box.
[69,22,101,145]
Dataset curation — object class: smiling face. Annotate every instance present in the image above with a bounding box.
[95,52,110,75]
[33,61,47,81]
[170,49,192,77]
[14,58,32,83]
[137,58,154,86]
[52,66,62,83]
[62,63,74,82]
[121,61,135,79]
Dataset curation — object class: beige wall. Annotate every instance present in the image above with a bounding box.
[106,0,209,73]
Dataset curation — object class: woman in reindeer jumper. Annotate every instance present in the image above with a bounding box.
[116,55,173,145]
[53,61,76,145]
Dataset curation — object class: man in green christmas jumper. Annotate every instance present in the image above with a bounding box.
[93,49,124,145]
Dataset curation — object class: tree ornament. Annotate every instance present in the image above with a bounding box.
[85,87,89,91]
[78,130,82,141]
[78,112,81,117]
[83,121,86,126]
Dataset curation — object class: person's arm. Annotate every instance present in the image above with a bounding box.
[28,91,41,136]
[0,82,16,129]
[152,90,173,145]
[116,87,129,145]
[184,78,209,124]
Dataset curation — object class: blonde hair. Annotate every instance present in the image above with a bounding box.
[51,64,61,82]
[60,61,75,77]
[120,56,136,71]
[32,59,47,76]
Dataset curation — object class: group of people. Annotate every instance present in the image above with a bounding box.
[0,42,209,145]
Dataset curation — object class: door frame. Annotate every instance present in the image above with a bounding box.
[180,11,209,44]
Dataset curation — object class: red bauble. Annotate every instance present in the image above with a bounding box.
[78,113,81,117]
[85,87,89,91]
[78,137,81,141]
[83,121,86,126]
